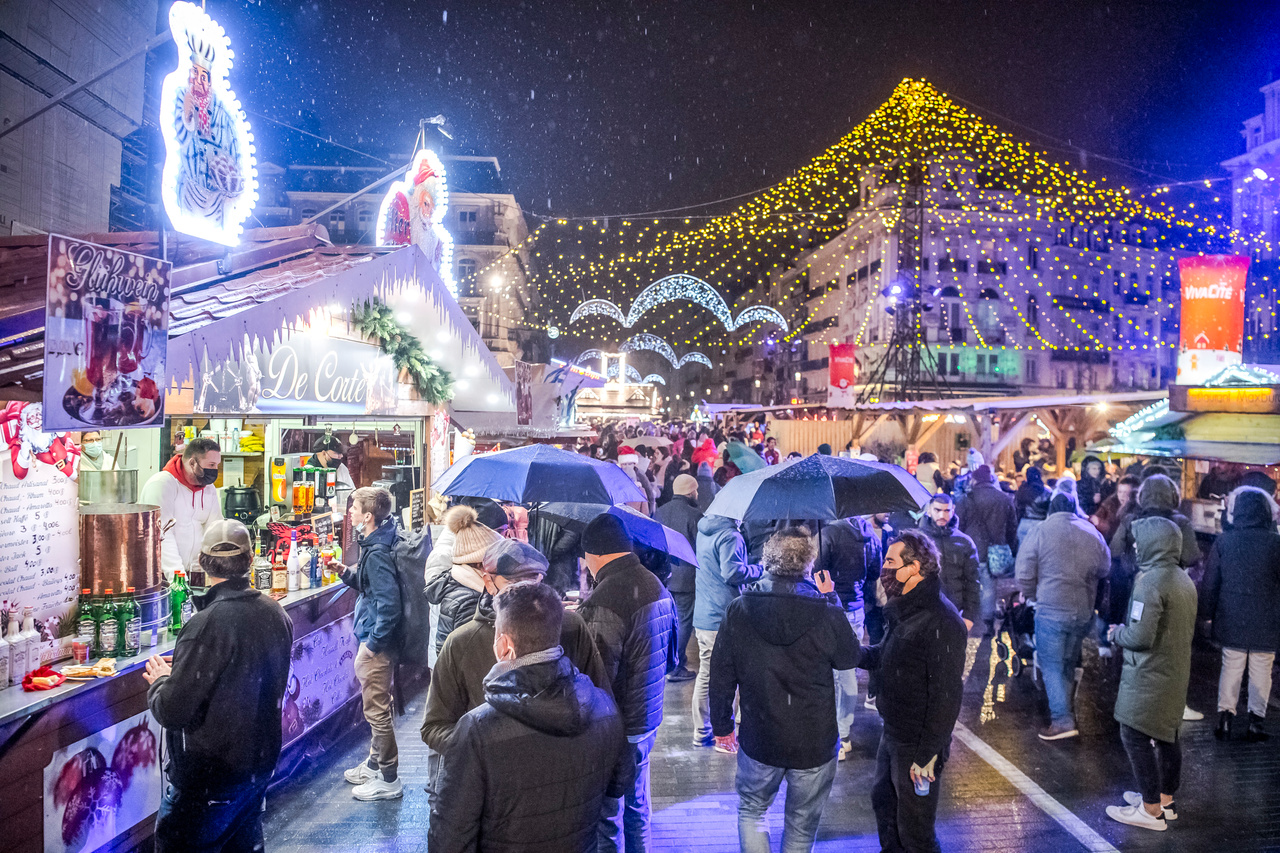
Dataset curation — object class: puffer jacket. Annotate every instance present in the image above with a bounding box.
[1015,511,1110,624]
[1015,478,1051,522]
[1110,474,1201,570]
[918,515,981,623]
[1077,455,1114,516]
[425,564,484,653]
[710,574,859,769]
[695,514,764,630]
[428,653,627,853]
[1112,517,1197,743]
[957,480,1019,564]
[1204,489,1280,652]
[817,517,879,610]
[578,553,679,736]
[341,516,402,655]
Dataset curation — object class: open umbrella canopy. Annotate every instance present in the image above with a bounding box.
[704,453,931,522]
[537,502,698,566]
[725,440,767,473]
[432,444,645,505]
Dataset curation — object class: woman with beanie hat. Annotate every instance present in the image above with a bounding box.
[425,506,502,653]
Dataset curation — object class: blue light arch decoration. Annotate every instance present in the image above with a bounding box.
[618,333,713,369]
[568,274,789,333]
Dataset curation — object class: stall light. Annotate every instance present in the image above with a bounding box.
[397,311,413,324]
[794,371,801,381]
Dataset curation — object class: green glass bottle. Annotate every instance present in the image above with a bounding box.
[98,590,118,657]
[118,587,140,657]
[169,571,190,633]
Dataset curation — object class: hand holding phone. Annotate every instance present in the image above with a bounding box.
[814,569,835,594]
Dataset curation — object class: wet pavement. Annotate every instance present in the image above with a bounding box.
[264,623,1280,852]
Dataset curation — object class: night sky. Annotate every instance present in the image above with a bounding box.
[213,0,1280,218]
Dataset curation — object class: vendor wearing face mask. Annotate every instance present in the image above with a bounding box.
[79,431,115,472]
[307,435,356,510]
[140,437,223,581]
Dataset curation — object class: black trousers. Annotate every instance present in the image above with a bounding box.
[865,603,886,699]
[871,735,945,853]
[671,590,695,670]
[1119,723,1181,804]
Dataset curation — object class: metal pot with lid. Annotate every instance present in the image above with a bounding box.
[224,486,264,524]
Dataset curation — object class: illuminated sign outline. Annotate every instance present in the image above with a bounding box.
[376,149,457,298]
[158,1,259,246]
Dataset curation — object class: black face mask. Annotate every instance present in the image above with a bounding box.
[195,466,220,486]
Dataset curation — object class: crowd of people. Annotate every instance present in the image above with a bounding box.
[138,419,1280,852]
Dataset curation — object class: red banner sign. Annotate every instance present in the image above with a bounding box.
[1176,254,1248,385]
[828,343,858,407]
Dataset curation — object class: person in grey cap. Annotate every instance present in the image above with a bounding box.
[421,538,611,800]
[144,519,293,853]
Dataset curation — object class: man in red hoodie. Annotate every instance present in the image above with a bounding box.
[140,437,223,581]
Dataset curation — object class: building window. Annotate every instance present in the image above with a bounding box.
[300,208,317,221]
[1025,358,1038,384]
[976,354,988,375]
[358,208,372,227]
[459,210,477,223]
[1028,245,1039,269]
[329,211,345,233]
[457,258,479,296]
[1027,295,1038,327]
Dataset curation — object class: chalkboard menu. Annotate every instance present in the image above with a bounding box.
[312,511,334,542]
[408,489,425,532]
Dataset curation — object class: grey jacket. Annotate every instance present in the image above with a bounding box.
[1015,511,1110,624]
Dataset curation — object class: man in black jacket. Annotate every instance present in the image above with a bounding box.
[655,473,702,682]
[340,486,405,800]
[577,513,679,853]
[860,530,967,853]
[957,465,1019,636]
[711,527,859,853]
[918,493,979,632]
[145,520,293,853]
[429,581,628,853]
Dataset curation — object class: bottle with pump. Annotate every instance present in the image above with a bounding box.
[286,530,300,591]
[3,608,23,685]
[99,591,118,657]
[119,588,141,657]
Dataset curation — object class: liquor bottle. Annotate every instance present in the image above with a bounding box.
[308,540,321,588]
[3,608,22,685]
[120,588,141,657]
[18,606,39,668]
[170,572,190,634]
[99,590,118,657]
[76,589,97,651]
[271,543,288,596]
[253,539,273,592]
[178,573,194,626]
[286,530,300,592]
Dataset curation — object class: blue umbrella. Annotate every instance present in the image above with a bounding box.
[432,444,645,505]
[705,453,931,522]
[537,503,698,566]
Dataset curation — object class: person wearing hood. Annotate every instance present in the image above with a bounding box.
[859,530,967,853]
[950,449,985,503]
[957,464,1018,636]
[427,506,503,654]
[1205,486,1280,742]
[1016,493,1110,740]
[1105,517,1197,833]
[917,494,980,631]
[1093,475,1140,657]
[140,437,223,581]
[709,527,858,853]
[1110,475,1201,575]
[306,434,356,510]
[428,581,628,853]
[78,430,115,471]
[913,451,943,494]
[694,513,765,750]
[1077,455,1114,517]
[339,487,405,801]
[656,474,703,682]
[695,461,719,513]
[1014,467,1052,544]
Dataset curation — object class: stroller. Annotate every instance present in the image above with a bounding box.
[995,590,1037,678]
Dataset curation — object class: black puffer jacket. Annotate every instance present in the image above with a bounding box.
[957,480,1018,564]
[148,579,293,792]
[1016,479,1051,523]
[1205,489,1280,652]
[428,654,627,853]
[710,574,859,769]
[859,574,967,767]
[578,553,679,736]
[918,515,981,623]
[426,566,484,653]
[817,517,879,609]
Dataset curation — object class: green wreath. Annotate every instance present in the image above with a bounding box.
[353,297,455,404]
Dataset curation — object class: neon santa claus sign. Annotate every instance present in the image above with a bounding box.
[376,150,457,298]
[158,2,259,246]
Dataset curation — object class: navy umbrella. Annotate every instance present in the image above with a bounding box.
[432,444,645,505]
[704,453,931,522]
[537,503,698,566]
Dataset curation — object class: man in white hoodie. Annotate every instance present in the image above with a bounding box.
[140,438,223,581]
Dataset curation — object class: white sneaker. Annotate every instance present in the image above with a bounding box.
[344,764,376,784]
[1106,802,1166,831]
[1123,791,1177,820]
[838,739,852,762]
[352,776,404,801]
[864,696,877,711]
[1182,706,1204,721]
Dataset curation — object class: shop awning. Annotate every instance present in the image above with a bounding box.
[1090,438,1280,466]
[853,390,1168,414]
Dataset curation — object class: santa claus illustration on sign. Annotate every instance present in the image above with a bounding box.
[0,402,80,481]
[376,150,457,297]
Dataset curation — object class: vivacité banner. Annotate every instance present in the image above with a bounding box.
[1176,254,1249,386]
[828,343,858,407]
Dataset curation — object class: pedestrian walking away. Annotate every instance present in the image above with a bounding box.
[957,464,1018,636]
[655,473,703,682]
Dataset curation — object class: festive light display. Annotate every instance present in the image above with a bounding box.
[568,274,789,333]
[159,1,259,246]
[605,363,644,383]
[642,374,667,386]
[377,149,457,298]
[573,349,605,367]
[618,333,713,369]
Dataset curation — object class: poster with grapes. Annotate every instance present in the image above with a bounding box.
[43,235,172,431]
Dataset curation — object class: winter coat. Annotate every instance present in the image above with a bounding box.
[420,594,611,751]
[147,579,293,792]
[709,574,859,769]
[1077,456,1114,516]
[1112,517,1197,743]
[817,517,880,610]
[858,574,967,766]
[428,653,627,853]
[425,564,485,653]
[1110,475,1201,570]
[140,458,223,579]
[655,495,703,593]
[1015,481,1051,523]
[694,514,764,631]
[918,515,981,623]
[915,461,943,494]
[1204,490,1280,652]
[695,463,719,513]
[341,516,402,656]
[1015,511,1110,624]
[957,481,1019,564]
[578,553,679,737]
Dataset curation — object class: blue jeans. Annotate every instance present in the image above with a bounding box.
[834,607,865,739]
[737,751,838,853]
[154,780,268,853]
[1034,612,1090,727]
[978,563,997,624]
[599,730,656,853]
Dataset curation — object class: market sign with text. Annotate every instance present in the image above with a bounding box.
[44,235,171,431]
[1170,384,1280,414]
[828,343,858,408]
[194,334,399,415]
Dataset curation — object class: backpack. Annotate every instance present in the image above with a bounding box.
[391,526,433,666]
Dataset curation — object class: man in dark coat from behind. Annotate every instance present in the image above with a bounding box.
[429,581,628,853]
[957,464,1018,635]
[654,473,703,682]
